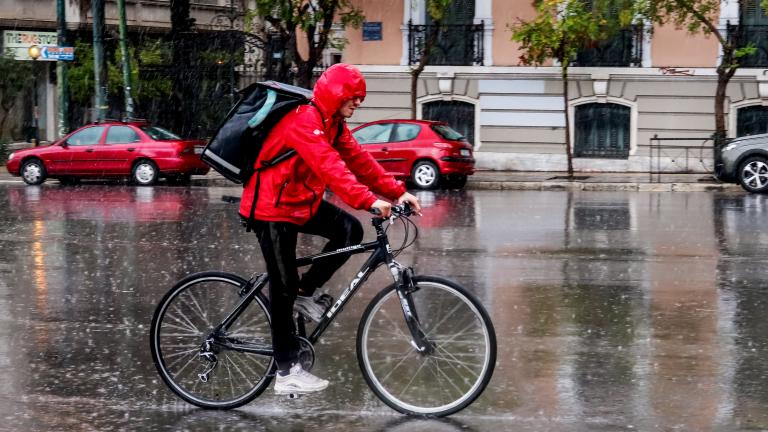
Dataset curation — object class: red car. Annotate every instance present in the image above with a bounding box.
[351,119,475,189]
[6,120,210,186]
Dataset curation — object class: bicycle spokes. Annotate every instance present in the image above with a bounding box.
[359,278,496,416]
[151,274,276,408]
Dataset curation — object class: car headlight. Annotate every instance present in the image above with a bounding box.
[7,152,14,161]
[723,143,738,152]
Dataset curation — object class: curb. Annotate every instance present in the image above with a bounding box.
[466,181,742,192]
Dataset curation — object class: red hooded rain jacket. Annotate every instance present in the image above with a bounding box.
[239,64,406,225]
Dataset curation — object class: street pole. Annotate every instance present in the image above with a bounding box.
[92,0,107,122]
[28,45,41,146]
[56,0,69,137]
[117,0,134,119]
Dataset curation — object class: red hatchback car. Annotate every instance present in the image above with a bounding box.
[351,119,475,189]
[6,120,209,186]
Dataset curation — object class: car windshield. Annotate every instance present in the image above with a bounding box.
[431,124,464,141]
[139,126,181,141]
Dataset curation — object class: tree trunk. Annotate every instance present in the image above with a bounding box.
[0,110,9,141]
[714,45,736,168]
[410,70,419,119]
[562,66,574,177]
[409,23,441,119]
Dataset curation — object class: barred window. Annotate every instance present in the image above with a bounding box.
[574,103,630,159]
[737,105,768,137]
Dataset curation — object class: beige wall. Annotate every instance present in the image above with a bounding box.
[344,0,404,65]
[651,24,720,68]
[493,0,547,67]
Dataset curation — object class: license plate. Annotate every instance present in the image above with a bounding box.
[194,147,203,155]
[460,149,471,157]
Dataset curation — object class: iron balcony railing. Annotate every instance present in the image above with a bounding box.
[727,23,768,68]
[573,24,644,67]
[407,20,484,66]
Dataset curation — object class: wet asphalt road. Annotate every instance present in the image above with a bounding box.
[0,183,767,431]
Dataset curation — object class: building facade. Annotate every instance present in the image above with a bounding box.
[3,0,768,173]
[339,0,768,173]
[0,0,257,142]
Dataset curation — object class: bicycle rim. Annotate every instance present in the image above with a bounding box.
[150,272,274,409]
[358,276,496,416]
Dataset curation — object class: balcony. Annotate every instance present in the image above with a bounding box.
[573,25,644,67]
[727,24,768,68]
[407,21,484,66]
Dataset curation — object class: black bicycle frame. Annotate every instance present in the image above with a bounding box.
[215,216,432,355]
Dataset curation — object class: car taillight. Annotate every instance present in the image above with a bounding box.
[180,146,192,155]
[433,142,452,149]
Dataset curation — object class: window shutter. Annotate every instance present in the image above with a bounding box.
[574,103,630,158]
[742,0,768,25]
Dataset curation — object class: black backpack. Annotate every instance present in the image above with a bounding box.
[201,81,313,184]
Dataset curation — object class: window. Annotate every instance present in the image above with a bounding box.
[66,127,105,146]
[431,124,464,141]
[574,103,630,159]
[422,100,475,146]
[139,126,181,141]
[736,0,768,67]
[106,126,141,144]
[737,105,768,137]
[409,0,483,66]
[353,123,393,144]
[573,1,643,67]
[391,124,421,142]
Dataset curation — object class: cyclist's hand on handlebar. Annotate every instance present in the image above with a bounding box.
[397,192,422,216]
[370,199,393,218]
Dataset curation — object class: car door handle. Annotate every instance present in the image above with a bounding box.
[381,147,388,152]
[85,149,94,152]
[127,148,135,152]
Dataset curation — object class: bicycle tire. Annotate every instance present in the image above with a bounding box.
[150,271,275,409]
[357,275,496,417]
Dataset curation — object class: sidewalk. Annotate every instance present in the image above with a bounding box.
[465,170,742,192]
[0,168,743,192]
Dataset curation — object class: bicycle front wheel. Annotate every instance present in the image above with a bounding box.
[150,271,275,409]
[357,275,496,417]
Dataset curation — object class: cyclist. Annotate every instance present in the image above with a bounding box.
[239,63,421,395]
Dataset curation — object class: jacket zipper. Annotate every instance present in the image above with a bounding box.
[274,180,288,207]
[303,181,316,219]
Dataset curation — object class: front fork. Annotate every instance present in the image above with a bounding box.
[391,264,435,355]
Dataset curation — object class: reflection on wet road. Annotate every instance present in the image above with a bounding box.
[0,184,767,431]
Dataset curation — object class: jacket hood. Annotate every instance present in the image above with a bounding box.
[312,63,366,121]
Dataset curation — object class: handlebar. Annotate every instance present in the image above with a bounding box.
[369,202,414,218]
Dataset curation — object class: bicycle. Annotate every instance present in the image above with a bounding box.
[149,203,497,417]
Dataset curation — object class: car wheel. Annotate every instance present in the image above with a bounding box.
[738,156,768,193]
[132,160,159,186]
[21,159,47,185]
[411,161,440,190]
[444,175,468,189]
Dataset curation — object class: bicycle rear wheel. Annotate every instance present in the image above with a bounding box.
[357,275,496,417]
[150,271,275,409]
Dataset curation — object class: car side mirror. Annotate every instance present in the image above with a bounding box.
[60,140,68,148]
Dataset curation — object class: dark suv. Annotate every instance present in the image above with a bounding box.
[716,133,768,193]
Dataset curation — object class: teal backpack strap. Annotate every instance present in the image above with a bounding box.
[247,89,277,128]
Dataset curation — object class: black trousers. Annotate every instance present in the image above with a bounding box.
[252,201,364,371]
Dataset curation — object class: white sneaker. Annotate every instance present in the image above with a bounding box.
[274,364,329,394]
[294,293,333,322]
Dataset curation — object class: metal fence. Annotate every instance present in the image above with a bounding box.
[407,20,484,66]
[647,135,716,181]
